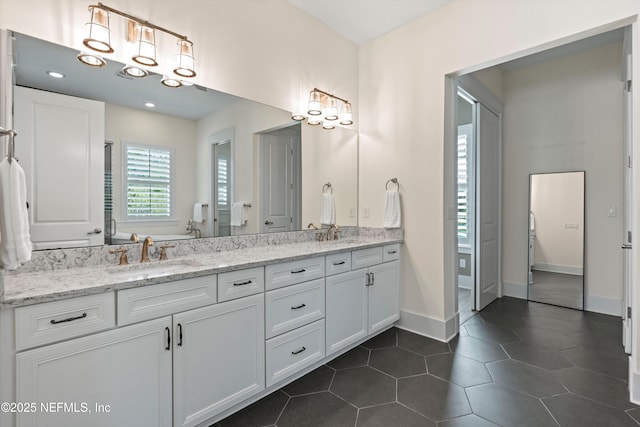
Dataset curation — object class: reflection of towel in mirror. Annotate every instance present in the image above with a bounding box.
[383,190,401,228]
[0,158,32,269]
[231,202,247,226]
[193,203,205,223]
[320,193,335,225]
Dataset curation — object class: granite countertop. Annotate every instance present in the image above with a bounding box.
[1,236,402,308]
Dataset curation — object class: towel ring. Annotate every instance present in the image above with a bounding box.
[386,178,399,191]
[322,182,332,194]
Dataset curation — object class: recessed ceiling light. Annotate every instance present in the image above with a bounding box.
[46,71,65,78]
[144,102,155,108]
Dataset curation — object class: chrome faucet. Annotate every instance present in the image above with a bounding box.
[141,236,154,263]
[326,224,339,241]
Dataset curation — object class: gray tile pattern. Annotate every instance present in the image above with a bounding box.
[215,297,638,426]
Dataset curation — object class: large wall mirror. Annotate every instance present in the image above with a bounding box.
[9,32,358,250]
[528,171,585,310]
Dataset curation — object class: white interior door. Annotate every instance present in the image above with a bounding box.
[475,104,501,310]
[261,132,294,233]
[622,28,633,354]
[14,86,105,249]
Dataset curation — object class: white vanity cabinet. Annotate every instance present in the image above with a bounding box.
[16,316,173,427]
[326,246,400,356]
[173,293,265,427]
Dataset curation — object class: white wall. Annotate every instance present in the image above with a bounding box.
[302,125,358,228]
[358,0,639,336]
[105,103,197,236]
[502,41,623,312]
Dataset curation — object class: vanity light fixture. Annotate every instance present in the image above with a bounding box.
[294,88,354,130]
[79,3,196,83]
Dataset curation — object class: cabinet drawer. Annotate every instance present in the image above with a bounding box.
[325,252,352,276]
[265,319,325,387]
[117,275,216,326]
[383,244,400,262]
[15,293,116,351]
[265,278,325,338]
[351,247,383,270]
[265,257,325,290]
[218,267,265,302]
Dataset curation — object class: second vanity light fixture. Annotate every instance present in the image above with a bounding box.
[292,88,353,130]
[77,2,196,88]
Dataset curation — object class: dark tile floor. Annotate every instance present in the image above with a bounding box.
[213,297,638,426]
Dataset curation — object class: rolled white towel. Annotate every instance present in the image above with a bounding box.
[320,193,335,225]
[383,190,401,228]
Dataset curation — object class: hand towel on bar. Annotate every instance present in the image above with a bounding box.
[0,158,32,269]
[230,202,246,226]
[383,190,401,228]
[193,203,205,223]
[320,193,335,225]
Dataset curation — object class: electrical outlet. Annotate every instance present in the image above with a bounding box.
[363,207,370,218]
[459,259,466,268]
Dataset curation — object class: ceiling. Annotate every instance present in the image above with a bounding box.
[287,0,452,45]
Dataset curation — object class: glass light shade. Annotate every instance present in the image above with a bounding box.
[122,65,148,78]
[307,117,321,126]
[339,102,353,125]
[161,75,182,88]
[83,7,113,53]
[324,97,338,121]
[132,26,158,67]
[174,40,196,78]
[322,121,335,130]
[291,112,306,121]
[77,52,106,67]
[307,90,322,116]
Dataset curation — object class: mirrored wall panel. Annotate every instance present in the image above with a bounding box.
[10,32,358,250]
[528,171,585,310]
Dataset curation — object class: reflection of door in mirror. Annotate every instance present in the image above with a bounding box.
[213,140,231,237]
[259,125,301,233]
[14,86,105,249]
[528,171,585,310]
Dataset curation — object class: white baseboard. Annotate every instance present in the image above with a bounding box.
[502,281,527,299]
[585,294,622,317]
[630,359,640,405]
[534,263,583,276]
[396,309,458,342]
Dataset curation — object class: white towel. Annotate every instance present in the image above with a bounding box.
[320,193,335,225]
[193,203,205,223]
[383,190,401,228]
[0,158,32,269]
[230,202,246,226]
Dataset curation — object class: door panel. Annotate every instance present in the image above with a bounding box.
[261,133,293,232]
[476,104,501,310]
[14,86,104,249]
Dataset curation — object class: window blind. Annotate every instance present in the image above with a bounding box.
[125,145,172,218]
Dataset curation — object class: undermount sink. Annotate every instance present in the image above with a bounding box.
[105,259,204,280]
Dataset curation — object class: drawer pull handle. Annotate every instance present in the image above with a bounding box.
[333,261,346,266]
[50,312,87,325]
[387,250,397,254]
[233,280,253,287]
[291,346,306,355]
[291,269,306,274]
[291,303,306,310]
[177,323,183,347]
[165,327,171,351]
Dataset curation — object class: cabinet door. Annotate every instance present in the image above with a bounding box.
[173,294,265,427]
[368,261,400,334]
[16,317,172,427]
[326,269,367,356]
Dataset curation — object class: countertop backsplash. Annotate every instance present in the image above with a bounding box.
[0,227,403,303]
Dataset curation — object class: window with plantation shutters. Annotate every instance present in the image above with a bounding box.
[124,143,173,219]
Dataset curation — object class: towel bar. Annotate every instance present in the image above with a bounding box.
[322,182,332,194]
[0,127,17,163]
